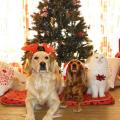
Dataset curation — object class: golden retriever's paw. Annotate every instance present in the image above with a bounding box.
[53,109,62,118]
[25,115,35,120]
[60,104,67,109]
[53,113,62,118]
[73,108,82,113]
[42,114,53,120]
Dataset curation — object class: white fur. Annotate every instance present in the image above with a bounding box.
[86,53,108,98]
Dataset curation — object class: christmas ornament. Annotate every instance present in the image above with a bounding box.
[40,7,48,17]
[72,0,80,6]
[76,32,84,37]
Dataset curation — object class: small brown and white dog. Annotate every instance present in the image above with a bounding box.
[63,59,87,112]
[25,51,64,120]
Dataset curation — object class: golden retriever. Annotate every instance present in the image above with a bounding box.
[25,51,64,120]
[63,59,87,112]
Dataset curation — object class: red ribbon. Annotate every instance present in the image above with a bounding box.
[96,74,106,81]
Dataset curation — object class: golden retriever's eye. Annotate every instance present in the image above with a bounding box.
[45,56,49,60]
[34,56,39,60]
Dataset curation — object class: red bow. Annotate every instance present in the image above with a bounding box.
[21,43,55,53]
[96,74,106,81]
[115,52,120,58]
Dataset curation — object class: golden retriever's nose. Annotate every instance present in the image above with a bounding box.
[40,62,46,70]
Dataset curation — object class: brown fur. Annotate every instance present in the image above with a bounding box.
[63,59,87,112]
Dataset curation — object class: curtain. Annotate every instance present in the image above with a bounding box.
[0,0,25,63]
[81,0,120,57]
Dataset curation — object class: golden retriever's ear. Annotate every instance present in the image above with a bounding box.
[49,52,57,72]
[23,52,33,76]
[25,52,34,61]
[49,52,56,62]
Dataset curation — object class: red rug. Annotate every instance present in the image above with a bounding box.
[0,90,26,106]
[0,90,115,106]
[65,92,115,106]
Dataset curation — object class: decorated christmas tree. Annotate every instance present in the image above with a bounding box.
[23,0,93,65]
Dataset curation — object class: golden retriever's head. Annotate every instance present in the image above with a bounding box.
[68,59,83,73]
[30,51,56,73]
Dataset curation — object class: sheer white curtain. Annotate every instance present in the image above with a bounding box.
[0,0,25,63]
[81,0,120,57]
[27,0,40,39]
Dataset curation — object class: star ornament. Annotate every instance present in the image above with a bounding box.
[96,74,106,81]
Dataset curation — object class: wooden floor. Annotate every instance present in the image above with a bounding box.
[0,88,120,120]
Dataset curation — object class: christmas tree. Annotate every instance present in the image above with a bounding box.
[24,0,93,65]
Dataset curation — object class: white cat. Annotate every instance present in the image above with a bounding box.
[86,53,108,98]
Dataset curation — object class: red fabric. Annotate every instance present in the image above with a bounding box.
[42,43,55,53]
[0,96,2,103]
[82,92,115,106]
[0,90,26,106]
[115,52,120,75]
[118,38,120,52]
[21,43,55,54]
[115,52,120,58]
[22,43,39,53]
[0,91,114,106]
[63,92,115,107]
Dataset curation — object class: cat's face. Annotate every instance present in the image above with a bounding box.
[92,53,107,64]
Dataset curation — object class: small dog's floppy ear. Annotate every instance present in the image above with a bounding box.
[50,52,56,62]
[80,64,88,86]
